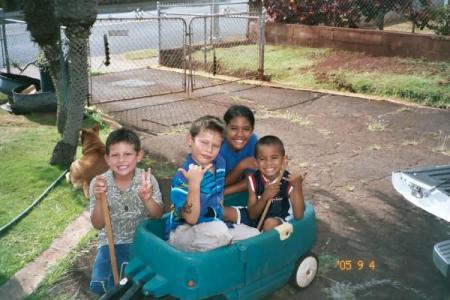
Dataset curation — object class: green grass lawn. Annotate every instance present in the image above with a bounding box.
[0,109,90,286]
[343,72,449,108]
[0,101,177,293]
[191,45,450,108]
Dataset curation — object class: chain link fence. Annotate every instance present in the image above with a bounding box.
[156,1,251,17]
[89,16,187,104]
[264,0,449,34]
[0,4,264,136]
[107,98,231,135]
[0,16,39,76]
[91,2,264,134]
[187,13,263,90]
[91,10,263,134]
[89,3,264,103]
[158,2,264,91]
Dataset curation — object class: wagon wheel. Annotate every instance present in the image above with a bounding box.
[290,252,319,289]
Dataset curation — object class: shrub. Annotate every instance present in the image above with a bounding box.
[264,0,433,30]
[265,0,362,27]
[426,5,450,35]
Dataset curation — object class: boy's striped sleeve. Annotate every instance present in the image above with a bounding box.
[170,172,188,209]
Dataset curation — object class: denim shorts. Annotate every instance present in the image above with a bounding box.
[89,243,131,295]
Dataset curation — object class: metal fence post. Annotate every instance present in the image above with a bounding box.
[212,0,220,39]
[0,9,10,73]
[210,2,213,44]
[0,9,5,71]
[203,16,207,71]
[258,12,265,80]
[183,20,187,93]
[59,27,68,106]
[157,1,161,65]
[246,3,250,39]
[188,19,193,94]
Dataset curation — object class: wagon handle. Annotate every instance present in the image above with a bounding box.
[100,192,120,285]
[257,159,288,231]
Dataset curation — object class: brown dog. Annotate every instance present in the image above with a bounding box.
[66,125,109,197]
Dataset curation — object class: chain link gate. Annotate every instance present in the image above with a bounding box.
[87,12,264,135]
[188,13,264,91]
[88,16,188,104]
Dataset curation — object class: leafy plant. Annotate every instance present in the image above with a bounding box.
[35,51,50,72]
[0,109,88,286]
[264,0,432,30]
[265,0,362,27]
[426,5,450,35]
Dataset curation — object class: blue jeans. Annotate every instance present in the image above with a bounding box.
[89,243,131,295]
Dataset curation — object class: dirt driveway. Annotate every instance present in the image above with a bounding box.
[65,79,450,299]
[99,80,449,299]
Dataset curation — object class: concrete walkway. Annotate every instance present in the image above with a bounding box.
[0,212,92,300]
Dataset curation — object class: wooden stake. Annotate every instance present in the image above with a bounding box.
[100,192,120,285]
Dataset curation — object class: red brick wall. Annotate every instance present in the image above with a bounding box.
[265,24,450,61]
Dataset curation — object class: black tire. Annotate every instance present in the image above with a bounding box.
[290,252,319,289]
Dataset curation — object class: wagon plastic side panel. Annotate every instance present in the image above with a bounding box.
[129,217,246,299]
[224,203,317,299]
[127,202,316,300]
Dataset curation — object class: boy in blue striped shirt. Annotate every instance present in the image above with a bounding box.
[168,115,258,251]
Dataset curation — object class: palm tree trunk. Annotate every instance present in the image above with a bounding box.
[41,44,67,134]
[50,27,90,166]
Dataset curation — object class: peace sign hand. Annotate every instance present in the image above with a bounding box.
[138,168,153,202]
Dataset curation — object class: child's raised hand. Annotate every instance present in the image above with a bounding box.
[262,181,281,201]
[179,163,212,186]
[138,168,153,202]
[94,175,107,200]
[283,171,307,187]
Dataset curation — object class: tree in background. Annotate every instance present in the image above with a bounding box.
[22,0,67,135]
[3,0,23,11]
[426,5,450,35]
[401,0,432,31]
[249,0,263,15]
[22,0,97,166]
[50,0,97,166]
[357,0,431,30]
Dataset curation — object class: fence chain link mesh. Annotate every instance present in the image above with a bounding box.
[264,0,449,34]
[89,17,187,104]
[2,1,445,135]
[188,13,262,90]
[1,19,39,76]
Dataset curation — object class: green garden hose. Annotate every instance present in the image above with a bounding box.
[0,169,68,236]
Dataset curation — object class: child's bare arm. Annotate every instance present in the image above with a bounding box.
[138,168,163,219]
[247,177,280,220]
[225,157,257,186]
[285,172,306,219]
[91,176,107,229]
